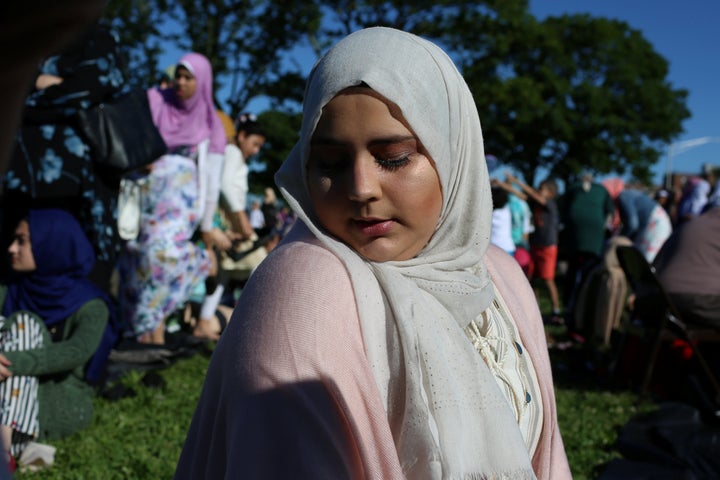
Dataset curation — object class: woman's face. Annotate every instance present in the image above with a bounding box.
[174,65,197,101]
[308,90,443,262]
[8,220,36,272]
[237,132,266,160]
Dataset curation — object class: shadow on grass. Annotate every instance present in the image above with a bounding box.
[545,323,660,479]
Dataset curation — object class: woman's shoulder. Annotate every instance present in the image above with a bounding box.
[484,245,540,324]
[223,143,242,161]
[251,230,350,291]
[485,244,524,279]
[235,225,358,331]
[220,225,360,372]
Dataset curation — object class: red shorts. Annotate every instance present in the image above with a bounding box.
[529,245,558,280]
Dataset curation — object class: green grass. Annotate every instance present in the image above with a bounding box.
[17,353,212,479]
[556,387,654,479]
[17,287,656,479]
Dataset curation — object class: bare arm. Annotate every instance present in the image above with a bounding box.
[491,178,528,201]
[506,173,546,206]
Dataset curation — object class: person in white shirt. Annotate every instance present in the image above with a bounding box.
[220,113,267,239]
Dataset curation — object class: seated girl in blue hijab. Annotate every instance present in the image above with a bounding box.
[0,209,111,469]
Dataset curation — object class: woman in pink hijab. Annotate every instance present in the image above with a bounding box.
[118,53,226,344]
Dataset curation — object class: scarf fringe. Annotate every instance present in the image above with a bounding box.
[446,468,537,480]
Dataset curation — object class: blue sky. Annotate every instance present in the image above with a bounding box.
[530,0,720,183]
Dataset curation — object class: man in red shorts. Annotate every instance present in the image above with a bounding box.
[507,174,562,322]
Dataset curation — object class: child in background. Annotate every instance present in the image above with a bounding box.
[220,113,267,239]
[490,185,516,255]
[507,173,562,323]
[492,177,534,275]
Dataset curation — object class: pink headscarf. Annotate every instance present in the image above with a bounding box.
[147,52,226,154]
[601,177,625,231]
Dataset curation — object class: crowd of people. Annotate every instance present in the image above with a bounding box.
[0,20,291,472]
[489,165,719,343]
[0,12,717,479]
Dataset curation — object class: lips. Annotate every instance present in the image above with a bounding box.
[352,218,394,237]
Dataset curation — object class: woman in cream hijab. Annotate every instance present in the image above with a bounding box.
[175,27,570,479]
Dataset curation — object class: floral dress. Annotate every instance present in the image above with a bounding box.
[117,155,211,337]
[2,24,125,278]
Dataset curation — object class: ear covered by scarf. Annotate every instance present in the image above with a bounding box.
[276,27,534,479]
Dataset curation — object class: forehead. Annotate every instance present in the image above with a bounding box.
[240,132,265,142]
[15,220,30,234]
[313,89,413,139]
[175,65,194,78]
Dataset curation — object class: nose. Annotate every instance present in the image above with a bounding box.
[8,241,17,255]
[347,156,381,202]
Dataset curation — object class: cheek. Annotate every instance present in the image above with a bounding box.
[308,173,335,216]
[396,167,442,221]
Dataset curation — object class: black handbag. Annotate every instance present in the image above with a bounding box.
[77,87,167,172]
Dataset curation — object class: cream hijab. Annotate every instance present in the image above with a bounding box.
[276,27,535,479]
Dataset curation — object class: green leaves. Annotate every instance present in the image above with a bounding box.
[470,14,689,184]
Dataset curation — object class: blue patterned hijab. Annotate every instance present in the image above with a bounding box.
[3,209,104,326]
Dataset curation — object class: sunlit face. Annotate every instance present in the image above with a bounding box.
[307,89,443,262]
[174,65,197,101]
[237,132,266,160]
[8,220,36,272]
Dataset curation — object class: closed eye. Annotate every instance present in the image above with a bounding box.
[375,155,410,171]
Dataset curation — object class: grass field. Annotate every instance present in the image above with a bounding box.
[15,286,661,479]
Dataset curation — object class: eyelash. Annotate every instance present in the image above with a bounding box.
[375,155,411,171]
[313,153,412,173]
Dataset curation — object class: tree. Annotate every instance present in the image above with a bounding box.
[103,0,170,88]
[459,14,690,185]
[103,0,322,114]
[248,110,302,192]
[313,0,527,54]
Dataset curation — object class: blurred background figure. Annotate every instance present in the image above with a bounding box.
[491,175,533,276]
[1,22,126,295]
[654,202,720,329]
[1,3,105,475]
[506,174,562,322]
[118,52,224,345]
[248,201,264,231]
[561,171,614,321]
[219,112,266,239]
[0,209,111,471]
[676,164,716,224]
[602,178,672,263]
[490,185,515,256]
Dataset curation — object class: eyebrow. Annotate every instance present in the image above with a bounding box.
[310,134,416,147]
